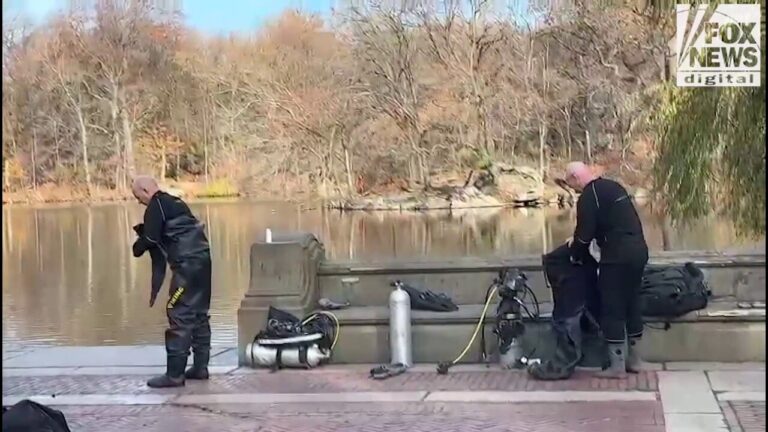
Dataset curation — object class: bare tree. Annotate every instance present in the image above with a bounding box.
[2,4,672,203]
[417,0,506,155]
[347,2,430,188]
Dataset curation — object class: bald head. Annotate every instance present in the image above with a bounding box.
[131,175,160,205]
[564,161,597,192]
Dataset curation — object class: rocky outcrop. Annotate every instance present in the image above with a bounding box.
[328,164,577,211]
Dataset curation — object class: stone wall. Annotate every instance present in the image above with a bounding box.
[237,232,766,365]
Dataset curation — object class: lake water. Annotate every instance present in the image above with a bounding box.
[2,200,763,351]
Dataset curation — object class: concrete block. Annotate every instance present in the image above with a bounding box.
[707,371,766,392]
[640,322,765,362]
[664,413,729,432]
[237,233,325,365]
[665,362,766,371]
[658,371,720,414]
[716,392,766,401]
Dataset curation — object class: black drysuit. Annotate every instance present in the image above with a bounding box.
[569,178,648,343]
[132,191,212,368]
[528,243,600,380]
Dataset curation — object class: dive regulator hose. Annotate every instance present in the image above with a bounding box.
[436,285,498,374]
[302,311,341,351]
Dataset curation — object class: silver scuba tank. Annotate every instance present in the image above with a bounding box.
[499,333,524,369]
[244,342,330,369]
[389,281,413,367]
[496,270,527,369]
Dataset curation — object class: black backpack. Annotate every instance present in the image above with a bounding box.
[3,400,71,432]
[256,306,336,352]
[639,262,711,319]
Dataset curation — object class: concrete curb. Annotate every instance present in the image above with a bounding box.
[2,390,659,407]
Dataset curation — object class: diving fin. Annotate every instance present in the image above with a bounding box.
[370,363,407,380]
[318,298,350,310]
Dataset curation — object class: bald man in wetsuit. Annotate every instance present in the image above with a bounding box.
[131,176,212,388]
[564,162,648,378]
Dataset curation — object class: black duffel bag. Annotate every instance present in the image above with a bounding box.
[639,262,712,319]
[3,400,71,432]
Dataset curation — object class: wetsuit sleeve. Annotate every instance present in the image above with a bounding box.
[132,197,165,258]
[570,187,598,263]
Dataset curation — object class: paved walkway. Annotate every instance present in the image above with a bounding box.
[2,346,765,432]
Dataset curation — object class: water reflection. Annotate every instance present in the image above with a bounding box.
[2,201,763,349]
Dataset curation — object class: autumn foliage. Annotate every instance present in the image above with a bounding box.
[2,1,672,201]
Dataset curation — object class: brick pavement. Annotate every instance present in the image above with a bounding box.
[722,401,766,432]
[3,369,665,431]
[52,401,666,432]
[2,369,658,396]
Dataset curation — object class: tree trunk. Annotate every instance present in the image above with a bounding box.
[109,82,123,190]
[160,145,167,182]
[53,120,61,169]
[31,129,37,191]
[659,213,672,251]
[3,160,9,191]
[120,106,135,181]
[343,142,354,195]
[327,127,337,196]
[408,132,428,188]
[538,120,547,188]
[565,106,573,160]
[75,104,92,197]
[585,92,594,163]
[203,100,210,184]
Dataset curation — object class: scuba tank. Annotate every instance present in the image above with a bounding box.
[495,270,528,369]
[389,281,413,367]
[437,268,539,375]
[245,340,330,369]
[245,307,339,370]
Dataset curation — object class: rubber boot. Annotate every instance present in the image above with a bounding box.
[147,356,187,388]
[626,337,644,373]
[185,350,210,380]
[595,342,627,379]
[529,316,580,381]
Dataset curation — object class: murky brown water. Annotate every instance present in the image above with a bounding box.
[2,200,763,350]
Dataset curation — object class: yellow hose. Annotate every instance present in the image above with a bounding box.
[446,285,498,366]
[302,310,341,351]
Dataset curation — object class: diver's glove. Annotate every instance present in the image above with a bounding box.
[132,222,166,307]
[565,237,583,265]
[132,223,146,257]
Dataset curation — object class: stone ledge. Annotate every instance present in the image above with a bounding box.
[319,252,766,275]
[329,301,765,326]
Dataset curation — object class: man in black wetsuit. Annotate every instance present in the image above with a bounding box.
[131,176,212,388]
[564,162,648,379]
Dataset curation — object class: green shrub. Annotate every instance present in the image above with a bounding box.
[197,179,239,198]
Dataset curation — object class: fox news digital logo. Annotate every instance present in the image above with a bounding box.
[676,3,761,87]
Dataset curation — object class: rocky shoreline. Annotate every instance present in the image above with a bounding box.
[326,189,569,211]
[327,164,650,212]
